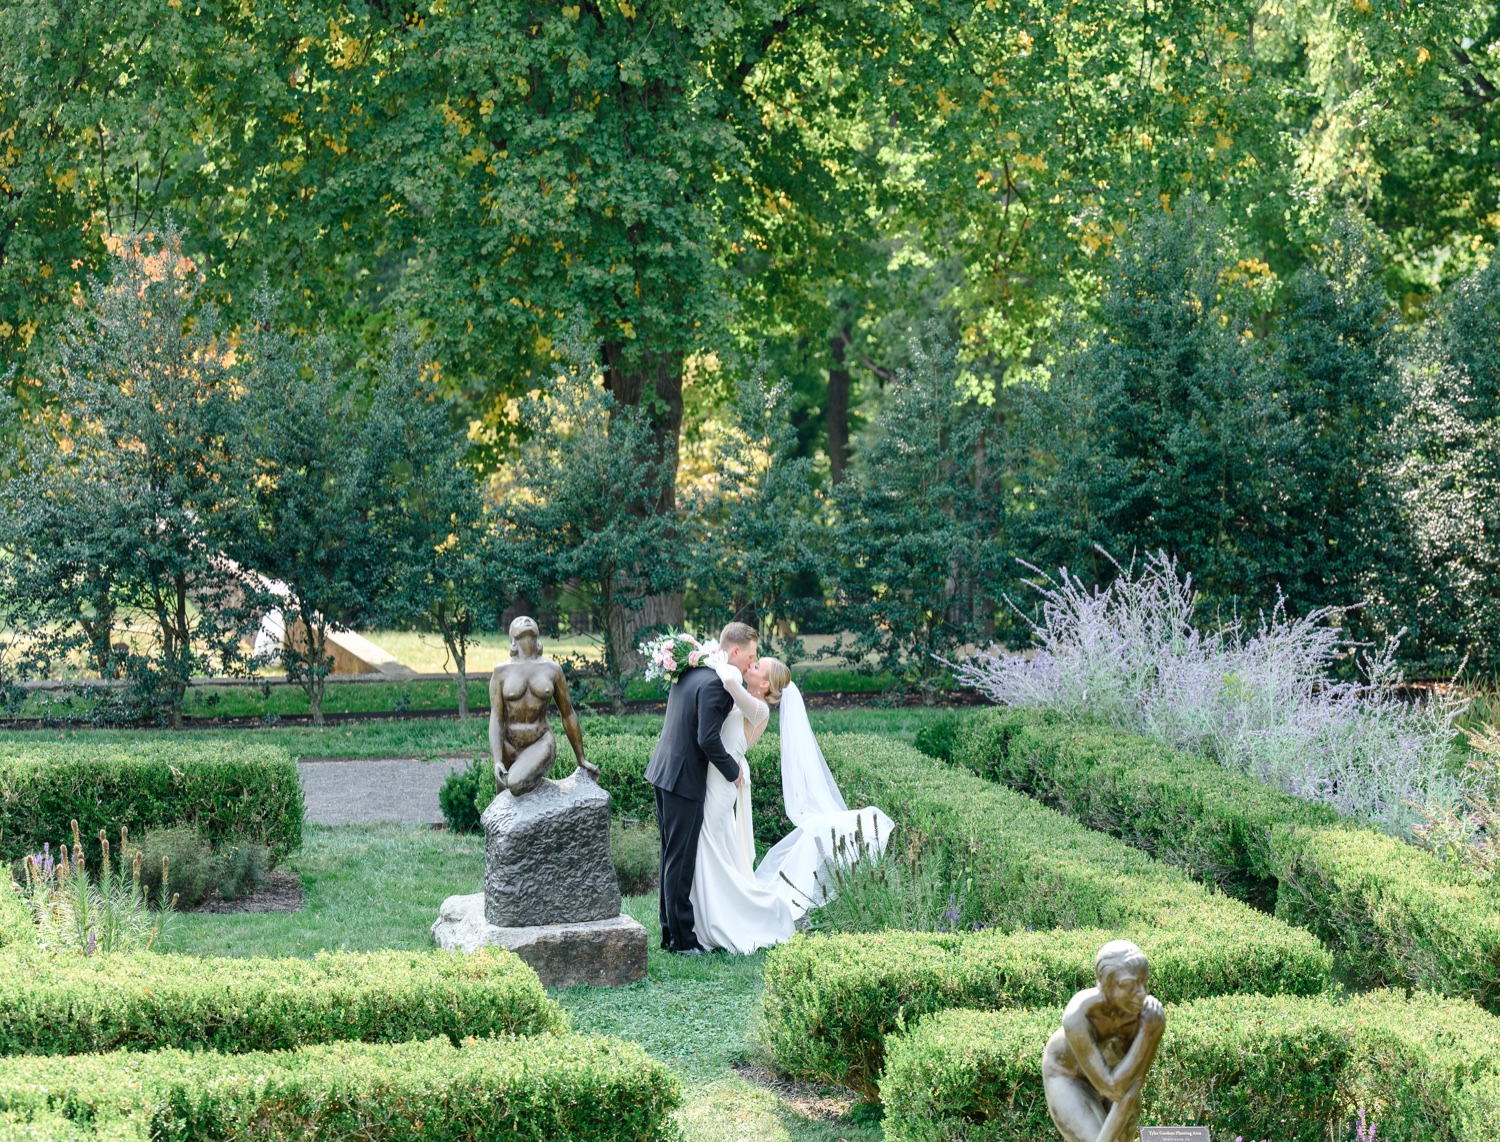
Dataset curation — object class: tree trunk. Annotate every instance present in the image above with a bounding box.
[607,591,684,680]
[601,341,687,662]
[454,650,469,721]
[828,327,852,484]
[308,622,328,727]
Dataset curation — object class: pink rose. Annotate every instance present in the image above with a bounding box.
[662,653,677,672]
[688,649,703,666]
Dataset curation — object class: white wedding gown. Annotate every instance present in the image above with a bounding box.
[689,681,795,954]
[689,669,892,953]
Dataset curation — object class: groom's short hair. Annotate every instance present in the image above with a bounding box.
[719,622,758,652]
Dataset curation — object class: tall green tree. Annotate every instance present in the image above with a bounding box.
[830,327,1004,697]
[374,336,497,721]
[1275,218,1409,638]
[1395,257,1500,675]
[0,232,255,726]
[689,363,821,653]
[498,340,678,710]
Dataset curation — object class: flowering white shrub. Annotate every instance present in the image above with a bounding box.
[946,551,1465,835]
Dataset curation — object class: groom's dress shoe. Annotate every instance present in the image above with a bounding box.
[673,947,704,957]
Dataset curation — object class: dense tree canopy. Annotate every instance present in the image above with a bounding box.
[1,0,1498,689]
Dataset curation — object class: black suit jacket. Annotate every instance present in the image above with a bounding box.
[645,666,740,802]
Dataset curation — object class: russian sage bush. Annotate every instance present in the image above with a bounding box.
[947,551,1464,835]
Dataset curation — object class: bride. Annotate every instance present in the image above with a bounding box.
[689,656,894,954]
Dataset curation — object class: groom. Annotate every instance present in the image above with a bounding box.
[645,621,758,955]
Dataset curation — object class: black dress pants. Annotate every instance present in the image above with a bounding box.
[655,785,705,951]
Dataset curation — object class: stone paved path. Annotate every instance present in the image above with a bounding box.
[297,757,474,825]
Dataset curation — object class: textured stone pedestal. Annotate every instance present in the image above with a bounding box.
[431,893,647,988]
[483,770,620,927]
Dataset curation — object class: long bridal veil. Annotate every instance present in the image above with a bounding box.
[755,682,893,917]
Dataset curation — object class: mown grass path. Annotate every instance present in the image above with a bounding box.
[164,823,878,1142]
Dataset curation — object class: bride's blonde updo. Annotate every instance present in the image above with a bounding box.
[760,657,791,705]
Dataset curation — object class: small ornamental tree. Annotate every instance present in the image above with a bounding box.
[0,231,255,727]
[234,321,394,726]
[499,340,677,711]
[690,364,821,656]
[829,328,1004,698]
[372,335,495,721]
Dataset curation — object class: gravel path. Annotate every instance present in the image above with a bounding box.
[297,757,475,825]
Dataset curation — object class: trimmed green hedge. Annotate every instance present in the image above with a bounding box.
[0,1033,680,1141]
[880,990,1500,1142]
[0,740,303,863]
[1274,825,1500,1008]
[949,707,1337,909]
[0,946,566,1056]
[950,707,1500,1006]
[761,922,1331,1101]
[818,734,1328,936]
[761,734,1330,1097]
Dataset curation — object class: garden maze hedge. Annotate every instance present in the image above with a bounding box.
[760,733,1331,1098]
[950,707,1500,1008]
[0,738,680,1140]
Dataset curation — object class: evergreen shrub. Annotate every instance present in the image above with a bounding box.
[0,741,302,863]
[0,947,565,1056]
[880,991,1500,1142]
[0,1033,679,1141]
[954,707,1500,1006]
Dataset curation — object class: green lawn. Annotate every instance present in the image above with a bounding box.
[164,823,878,1142]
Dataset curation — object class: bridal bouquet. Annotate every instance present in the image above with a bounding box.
[639,631,721,683]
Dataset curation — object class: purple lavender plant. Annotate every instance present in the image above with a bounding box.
[945,549,1466,837]
[941,894,961,932]
[1356,1108,1377,1141]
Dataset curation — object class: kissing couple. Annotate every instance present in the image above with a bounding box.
[644,622,893,955]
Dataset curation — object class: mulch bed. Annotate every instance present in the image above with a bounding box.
[190,868,303,914]
[731,1063,860,1122]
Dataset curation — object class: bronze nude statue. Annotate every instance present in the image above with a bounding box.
[1042,940,1166,1142]
[488,616,597,796]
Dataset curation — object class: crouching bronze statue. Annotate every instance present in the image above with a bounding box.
[1042,940,1165,1142]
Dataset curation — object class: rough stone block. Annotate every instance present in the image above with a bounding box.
[431,893,647,988]
[482,769,621,927]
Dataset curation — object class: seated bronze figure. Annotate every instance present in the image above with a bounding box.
[488,616,596,796]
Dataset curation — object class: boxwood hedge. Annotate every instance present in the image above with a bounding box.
[0,1033,680,1141]
[950,707,1500,1006]
[949,707,1337,908]
[0,740,303,863]
[761,734,1330,1097]
[0,946,566,1056]
[1274,824,1500,1008]
[880,990,1500,1142]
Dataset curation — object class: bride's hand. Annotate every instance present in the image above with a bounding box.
[714,662,738,684]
